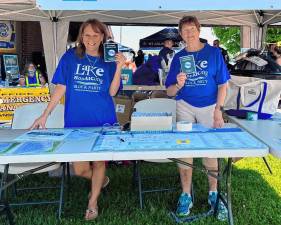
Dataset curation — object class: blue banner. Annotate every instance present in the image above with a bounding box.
[37,0,281,11]
[0,21,16,53]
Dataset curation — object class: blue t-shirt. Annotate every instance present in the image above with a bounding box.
[165,44,230,107]
[52,48,121,128]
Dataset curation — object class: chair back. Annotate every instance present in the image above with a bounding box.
[12,103,64,129]
[133,98,176,123]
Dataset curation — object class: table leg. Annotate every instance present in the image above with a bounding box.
[226,158,234,225]
[0,162,57,225]
[0,164,15,225]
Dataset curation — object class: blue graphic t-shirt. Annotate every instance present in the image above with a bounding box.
[165,44,230,107]
[52,48,121,127]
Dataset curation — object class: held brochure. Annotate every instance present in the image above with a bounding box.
[179,55,197,74]
[104,42,118,62]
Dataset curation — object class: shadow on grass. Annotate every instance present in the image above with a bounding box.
[0,159,281,225]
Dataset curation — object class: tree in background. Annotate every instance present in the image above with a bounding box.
[265,27,281,43]
[213,27,281,57]
[212,27,240,56]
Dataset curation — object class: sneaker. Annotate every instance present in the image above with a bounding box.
[208,191,228,221]
[217,201,228,221]
[208,191,218,209]
[176,193,193,217]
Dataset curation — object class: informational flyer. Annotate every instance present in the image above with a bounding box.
[0,142,16,154]
[14,129,73,142]
[11,141,60,155]
[0,141,61,155]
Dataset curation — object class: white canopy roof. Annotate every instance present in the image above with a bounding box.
[0,0,280,26]
[0,0,280,84]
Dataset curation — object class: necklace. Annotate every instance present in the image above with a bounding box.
[185,48,199,63]
[186,43,204,63]
[194,51,200,63]
[86,53,99,68]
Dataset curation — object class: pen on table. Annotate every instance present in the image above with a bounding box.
[118,137,125,142]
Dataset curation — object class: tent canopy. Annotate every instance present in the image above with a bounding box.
[139,27,182,48]
[0,1,280,26]
[1,0,281,84]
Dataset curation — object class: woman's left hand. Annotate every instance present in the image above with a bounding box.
[213,108,224,128]
[115,52,126,68]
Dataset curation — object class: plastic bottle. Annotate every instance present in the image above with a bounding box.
[4,79,9,87]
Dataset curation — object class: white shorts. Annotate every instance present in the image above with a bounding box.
[176,100,217,170]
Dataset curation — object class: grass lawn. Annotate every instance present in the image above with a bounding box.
[1,155,281,225]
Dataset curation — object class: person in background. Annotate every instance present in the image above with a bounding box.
[273,46,281,66]
[130,50,136,62]
[166,16,230,218]
[22,62,41,87]
[268,43,277,60]
[213,39,230,65]
[135,49,145,67]
[158,38,175,67]
[30,18,125,221]
[39,72,49,87]
[18,75,26,87]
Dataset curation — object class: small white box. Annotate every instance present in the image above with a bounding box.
[130,112,173,131]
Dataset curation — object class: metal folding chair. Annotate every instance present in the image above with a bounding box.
[0,103,66,221]
[132,98,180,208]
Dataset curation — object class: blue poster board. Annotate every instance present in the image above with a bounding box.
[0,21,16,52]
[2,54,19,82]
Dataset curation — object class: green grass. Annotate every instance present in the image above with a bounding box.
[1,156,281,225]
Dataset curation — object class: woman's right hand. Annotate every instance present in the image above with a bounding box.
[29,114,48,130]
[176,72,187,88]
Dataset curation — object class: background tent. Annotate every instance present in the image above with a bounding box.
[118,43,133,52]
[139,28,209,49]
[0,0,281,85]
[139,27,182,48]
